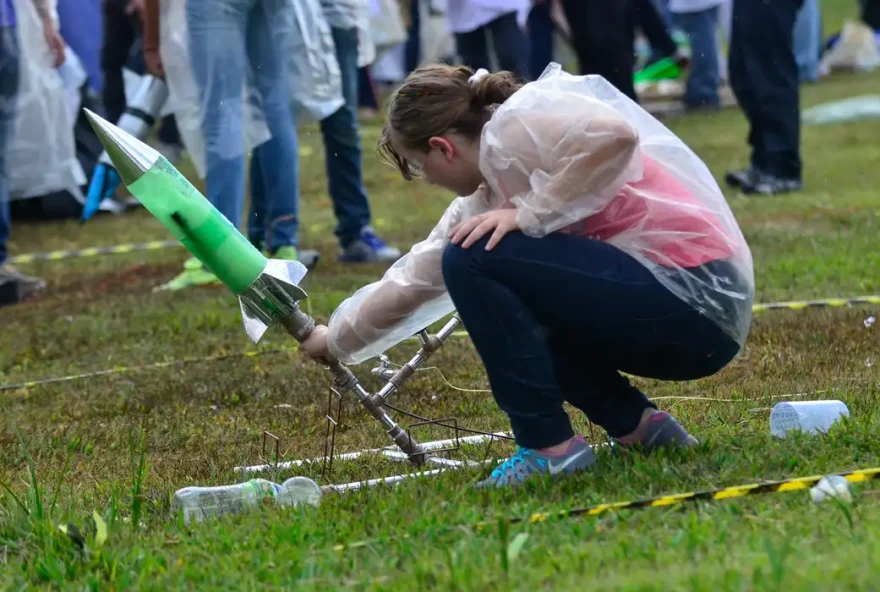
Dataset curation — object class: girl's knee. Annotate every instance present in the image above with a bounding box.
[441,242,477,283]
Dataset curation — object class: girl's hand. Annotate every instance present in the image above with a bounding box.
[449,209,519,251]
[300,325,335,363]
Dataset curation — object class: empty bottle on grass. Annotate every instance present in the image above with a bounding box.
[769,400,850,438]
[171,477,323,524]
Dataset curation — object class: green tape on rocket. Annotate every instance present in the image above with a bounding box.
[128,161,266,294]
[83,108,310,344]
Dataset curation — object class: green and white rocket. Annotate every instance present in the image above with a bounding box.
[83,109,314,344]
[84,109,428,461]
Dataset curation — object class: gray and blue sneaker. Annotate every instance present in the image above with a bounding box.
[340,227,401,263]
[725,166,758,189]
[615,412,698,451]
[476,436,596,489]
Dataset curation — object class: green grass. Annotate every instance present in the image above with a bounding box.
[3,25,880,592]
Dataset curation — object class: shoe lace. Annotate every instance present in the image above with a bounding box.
[359,228,387,251]
[490,448,532,479]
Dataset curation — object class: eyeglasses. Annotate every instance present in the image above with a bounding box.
[407,158,425,178]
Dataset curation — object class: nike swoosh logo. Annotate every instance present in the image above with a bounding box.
[547,449,590,474]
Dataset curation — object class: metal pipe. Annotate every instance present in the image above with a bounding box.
[276,308,428,465]
[375,317,461,401]
[234,430,512,474]
[321,459,497,493]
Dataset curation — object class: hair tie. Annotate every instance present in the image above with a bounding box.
[468,68,489,86]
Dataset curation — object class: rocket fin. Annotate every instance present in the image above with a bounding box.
[263,259,309,301]
[240,298,270,343]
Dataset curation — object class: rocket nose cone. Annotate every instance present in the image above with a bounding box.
[83,108,162,186]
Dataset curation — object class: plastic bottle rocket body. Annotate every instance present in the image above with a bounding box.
[83,75,171,222]
[83,109,310,343]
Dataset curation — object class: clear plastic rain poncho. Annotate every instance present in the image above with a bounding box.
[327,63,755,365]
[159,0,343,179]
[8,0,85,201]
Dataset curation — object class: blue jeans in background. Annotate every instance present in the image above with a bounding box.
[793,0,821,82]
[455,11,528,77]
[405,0,421,72]
[0,27,20,268]
[676,7,721,108]
[442,232,741,449]
[651,0,673,29]
[186,0,300,253]
[319,27,373,249]
[527,1,555,80]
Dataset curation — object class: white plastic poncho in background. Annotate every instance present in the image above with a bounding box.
[419,0,456,66]
[818,21,880,77]
[327,63,754,365]
[9,0,85,201]
[56,45,87,128]
[318,0,377,67]
[283,0,345,122]
[159,0,343,179]
[368,0,408,59]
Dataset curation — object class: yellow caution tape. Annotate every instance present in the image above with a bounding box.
[330,466,880,552]
[9,240,180,265]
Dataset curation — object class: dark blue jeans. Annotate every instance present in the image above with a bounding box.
[405,0,421,73]
[442,233,741,449]
[527,1,555,81]
[729,0,804,180]
[0,26,20,268]
[319,27,372,248]
[455,11,528,77]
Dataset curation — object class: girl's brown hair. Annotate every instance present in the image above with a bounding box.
[378,64,523,180]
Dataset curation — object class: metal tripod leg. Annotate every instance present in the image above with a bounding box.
[277,305,427,464]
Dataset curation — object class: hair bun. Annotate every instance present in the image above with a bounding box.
[470,70,520,110]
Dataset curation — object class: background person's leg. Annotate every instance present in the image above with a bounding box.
[560,0,637,100]
[864,0,880,29]
[527,1,555,80]
[405,0,421,73]
[321,27,372,248]
[245,0,301,253]
[247,151,266,250]
[793,0,821,83]
[0,26,19,269]
[0,26,44,300]
[728,0,803,192]
[677,7,720,109]
[101,0,137,124]
[160,0,249,290]
[357,66,379,110]
[186,0,248,228]
[455,26,491,72]
[157,115,183,149]
[0,198,8,269]
[635,0,678,62]
[488,11,528,77]
[320,27,400,262]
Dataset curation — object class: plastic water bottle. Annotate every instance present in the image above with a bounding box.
[171,477,322,524]
[770,400,849,438]
[276,476,323,507]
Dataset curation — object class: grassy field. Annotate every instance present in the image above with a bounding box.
[3,10,880,591]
